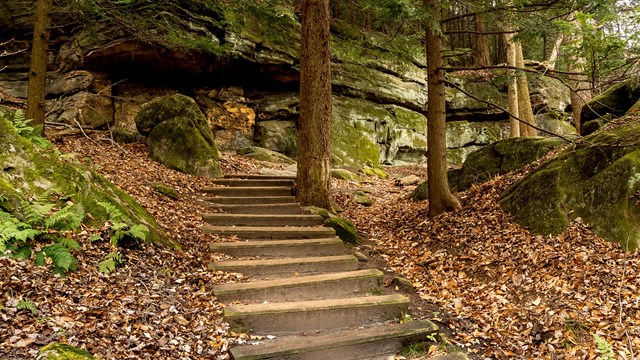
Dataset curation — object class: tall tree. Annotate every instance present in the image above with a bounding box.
[26,0,53,136]
[425,0,462,216]
[514,42,537,136]
[473,13,491,66]
[504,32,520,137]
[296,0,333,209]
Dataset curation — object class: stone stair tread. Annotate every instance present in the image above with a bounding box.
[224,294,409,335]
[224,174,297,180]
[202,187,293,197]
[208,203,302,215]
[211,179,295,187]
[203,186,293,192]
[229,320,438,360]
[212,269,383,301]
[203,214,324,227]
[202,196,297,205]
[203,225,336,239]
[209,238,345,258]
[209,255,357,269]
[210,238,342,249]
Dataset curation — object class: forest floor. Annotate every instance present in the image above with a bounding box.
[1,133,639,359]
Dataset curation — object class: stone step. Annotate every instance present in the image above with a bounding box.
[202,196,297,205]
[211,179,295,187]
[203,214,325,227]
[209,238,345,258]
[229,320,438,360]
[212,269,384,303]
[202,226,336,239]
[203,187,293,197]
[224,174,297,180]
[209,255,358,278]
[224,294,409,335]
[208,203,303,215]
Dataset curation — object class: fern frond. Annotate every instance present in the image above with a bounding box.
[42,244,77,273]
[0,221,41,243]
[57,238,81,250]
[126,224,149,241]
[45,203,85,230]
[21,200,54,226]
[97,201,124,221]
[16,298,38,316]
[99,251,124,274]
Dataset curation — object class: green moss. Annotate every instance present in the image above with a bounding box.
[324,216,358,244]
[36,343,96,360]
[151,183,179,200]
[500,116,640,249]
[362,166,388,179]
[332,117,380,168]
[237,146,296,165]
[354,191,373,206]
[390,106,427,133]
[331,168,360,181]
[0,110,176,248]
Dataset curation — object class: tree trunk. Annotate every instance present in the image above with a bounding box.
[473,13,491,66]
[515,42,536,137]
[296,0,333,210]
[504,32,520,137]
[545,34,565,70]
[567,54,591,130]
[26,0,53,136]
[425,0,462,216]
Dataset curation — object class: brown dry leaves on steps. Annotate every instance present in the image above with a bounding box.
[0,137,246,359]
[334,163,640,359]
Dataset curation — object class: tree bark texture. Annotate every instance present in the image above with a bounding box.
[515,42,537,137]
[567,54,591,129]
[473,13,491,66]
[425,0,462,216]
[26,0,53,136]
[504,32,520,137]
[296,0,333,210]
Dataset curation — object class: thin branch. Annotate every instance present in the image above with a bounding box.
[444,29,517,35]
[443,79,576,143]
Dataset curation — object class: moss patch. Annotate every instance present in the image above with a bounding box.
[237,146,296,165]
[331,168,360,181]
[500,116,640,249]
[151,183,179,200]
[36,342,96,360]
[304,206,358,244]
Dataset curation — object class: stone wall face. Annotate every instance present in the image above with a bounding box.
[0,2,576,166]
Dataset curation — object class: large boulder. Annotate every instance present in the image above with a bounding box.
[580,79,640,131]
[254,120,298,157]
[452,137,566,191]
[500,116,640,249]
[136,94,222,177]
[0,108,173,247]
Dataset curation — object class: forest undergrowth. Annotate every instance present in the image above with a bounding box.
[1,133,639,359]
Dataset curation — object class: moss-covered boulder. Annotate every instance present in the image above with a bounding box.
[453,137,566,191]
[581,79,640,125]
[305,206,358,244]
[138,94,222,177]
[36,343,96,360]
[331,168,359,181]
[500,116,640,249]
[0,109,174,248]
[237,146,296,164]
[354,190,373,206]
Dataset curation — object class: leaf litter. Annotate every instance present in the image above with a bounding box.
[2,133,639,359]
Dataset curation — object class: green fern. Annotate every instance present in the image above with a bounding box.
[593,334,615,360]
[99,252,124,274]
[39,243,78,275]
[97,201,125,221]
[45,203,85,230]
[21,199,55,226]
[9,110,50,149]
[57,237,81,250]
[16,298,38,316]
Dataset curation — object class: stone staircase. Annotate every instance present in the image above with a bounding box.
[202,174,448,360]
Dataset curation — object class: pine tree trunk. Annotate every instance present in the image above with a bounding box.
[473,14,491,66]
[504,33,520,137]
[26,0,53,136]
[296,0,333,210]
[567,55,591,130]
[425,0,462,217]
[515,42,536,137]
[545,34,565,70]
